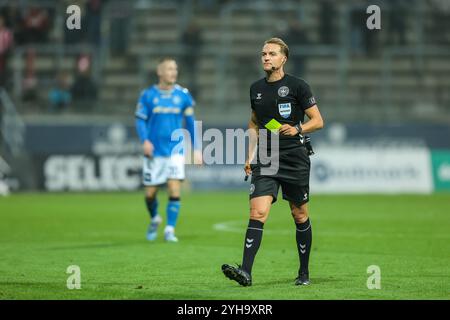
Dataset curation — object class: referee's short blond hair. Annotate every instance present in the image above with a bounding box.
[264,38,289,59]
[158,57,176,65]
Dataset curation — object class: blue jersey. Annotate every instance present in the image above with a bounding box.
[135,84,197,157]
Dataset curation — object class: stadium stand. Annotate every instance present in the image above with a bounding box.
[0,0,449,123]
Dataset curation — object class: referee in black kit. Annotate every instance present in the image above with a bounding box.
[222,38,324,286]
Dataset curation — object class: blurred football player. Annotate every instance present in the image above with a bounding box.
[135,57,202,242]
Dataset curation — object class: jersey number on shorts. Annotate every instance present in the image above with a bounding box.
[144,173,152,183]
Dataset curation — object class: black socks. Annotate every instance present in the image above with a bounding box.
[145,197,158,219]
[296,218,312,274]
[241,219,264,275]
[240,218,312,276]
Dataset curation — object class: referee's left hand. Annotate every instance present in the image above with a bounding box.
[279,124,299,136]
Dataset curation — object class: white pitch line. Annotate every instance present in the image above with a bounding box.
[213,221,293,235]
[213,221,450,239]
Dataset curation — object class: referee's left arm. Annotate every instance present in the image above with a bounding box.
[279,80,324,136]
[300,105,324,134]
[279,105,323,136]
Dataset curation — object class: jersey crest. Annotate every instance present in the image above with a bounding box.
[278,86,289,97]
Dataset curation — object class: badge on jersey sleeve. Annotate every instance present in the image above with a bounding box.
[278,103,292,119]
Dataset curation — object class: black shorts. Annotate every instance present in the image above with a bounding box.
[249,175,310,205]
[249,145,311,205]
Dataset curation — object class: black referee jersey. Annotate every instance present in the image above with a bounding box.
[249,73,317,184]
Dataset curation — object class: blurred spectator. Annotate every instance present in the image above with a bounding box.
[349,2,381,56]
[109,2,131,56]
[181,22,203,97]
[283,18,311,47]
[71,71,97,106]
[48,72,71,113]
[363,0,381,57]
[387,0,408,46]
[0,101,2,149]
[0,15,13,87]
[63,0,84,44]
[319,0,336,44]
[349,5,365,55]
[71,54,98,109]
[85,0,103,46]
[428,0,450,45]
[22,6,50,44]
[194,0,225,12]
[1,5,24,45]
[282,19,311,77]
[22,49,38,104]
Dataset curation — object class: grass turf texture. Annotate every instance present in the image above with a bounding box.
[0,192,449,300]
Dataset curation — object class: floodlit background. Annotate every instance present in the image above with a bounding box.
[0,0,449,300]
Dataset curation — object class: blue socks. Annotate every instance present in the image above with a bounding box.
[167,197,181,227]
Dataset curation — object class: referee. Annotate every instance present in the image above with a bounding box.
[222,38,324,286]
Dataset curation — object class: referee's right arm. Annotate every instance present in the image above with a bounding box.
[245,111,258,175]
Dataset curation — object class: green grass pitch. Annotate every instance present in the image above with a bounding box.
[0,191,449,299]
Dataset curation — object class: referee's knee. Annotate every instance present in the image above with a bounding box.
[249,208,269,223]
[291,206,308,224]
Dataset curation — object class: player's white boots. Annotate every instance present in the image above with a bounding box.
[164,225,179,243]
[147,217,178,242]
[146,215,162,241]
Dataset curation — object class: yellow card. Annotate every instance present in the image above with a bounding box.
[265,119,282,134]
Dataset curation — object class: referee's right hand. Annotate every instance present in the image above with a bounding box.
[244,160,252,176]
[143,140,154,158]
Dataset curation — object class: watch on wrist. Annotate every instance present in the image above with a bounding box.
[294,124,302,135]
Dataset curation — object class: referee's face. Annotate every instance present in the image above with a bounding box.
[261,43,286,72]
[157,60,178,85]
